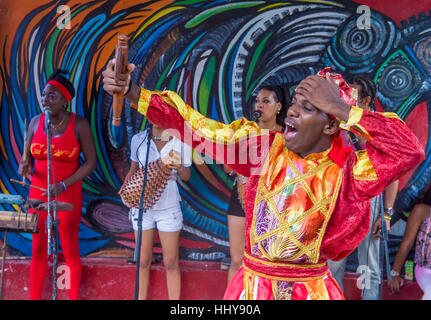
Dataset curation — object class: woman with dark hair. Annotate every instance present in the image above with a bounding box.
[349,76,377,112]
[224,85,287,283]
[18,70,97,300]
[255,85,288,131]
[387,187,431,299]
[120,123,192,300]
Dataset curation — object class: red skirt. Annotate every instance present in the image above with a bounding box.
[223,266,344,300]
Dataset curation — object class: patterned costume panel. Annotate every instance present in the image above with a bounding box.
[250,134,343,264]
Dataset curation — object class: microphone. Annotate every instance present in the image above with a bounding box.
[44,107,52,129]
[44,107,51,117]
[251,110,262,122]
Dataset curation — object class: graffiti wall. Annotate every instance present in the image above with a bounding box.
[0,0,430,263]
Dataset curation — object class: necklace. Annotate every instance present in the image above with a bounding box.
[152,135,162,141]
[51,116,66,130]
[259,121,278,131]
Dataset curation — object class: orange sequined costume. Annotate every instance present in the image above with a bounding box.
[129,76,424,300]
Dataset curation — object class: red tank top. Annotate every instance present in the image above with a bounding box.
[30,113,80,190]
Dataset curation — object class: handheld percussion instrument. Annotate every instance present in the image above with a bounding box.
[112,34,129,127]
[119,159,172,210]
[0,193,73,299]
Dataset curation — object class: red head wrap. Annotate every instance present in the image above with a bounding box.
[315,67,358,166]
[45,80,73,102]
[317,66,358,107]
[44,69,75,103]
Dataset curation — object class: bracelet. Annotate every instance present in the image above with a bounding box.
[384,207,394,216]
[59,181,67,191]
[390,269,400,277]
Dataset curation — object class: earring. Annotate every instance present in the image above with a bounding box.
[277,109,281,114]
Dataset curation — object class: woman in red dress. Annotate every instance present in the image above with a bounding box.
[18,70,96,300]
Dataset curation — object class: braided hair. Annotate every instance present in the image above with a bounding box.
[348,76,376,111]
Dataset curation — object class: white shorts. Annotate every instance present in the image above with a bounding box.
[129,205,183,232]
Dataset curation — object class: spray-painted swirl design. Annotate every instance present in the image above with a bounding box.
[0,0,430,261]
[327,11,397,72]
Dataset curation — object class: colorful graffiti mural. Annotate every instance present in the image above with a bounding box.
[0,0,430,263]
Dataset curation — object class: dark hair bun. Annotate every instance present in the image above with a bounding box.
[47,69,75,100]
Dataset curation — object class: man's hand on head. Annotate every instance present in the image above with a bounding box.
[295,74,351,122]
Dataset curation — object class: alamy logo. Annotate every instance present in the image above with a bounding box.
[57,5,71,30]
[356,5,371,30]
[57,265,71,290]
[356,265,371,290]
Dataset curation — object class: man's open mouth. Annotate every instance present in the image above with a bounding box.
[284,121,298,140]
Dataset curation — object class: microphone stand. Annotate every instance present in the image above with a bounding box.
[379,193,392,300]
[45,110,59,300]
[134,121,153,300]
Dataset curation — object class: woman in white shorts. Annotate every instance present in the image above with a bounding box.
[122,124,192,300]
